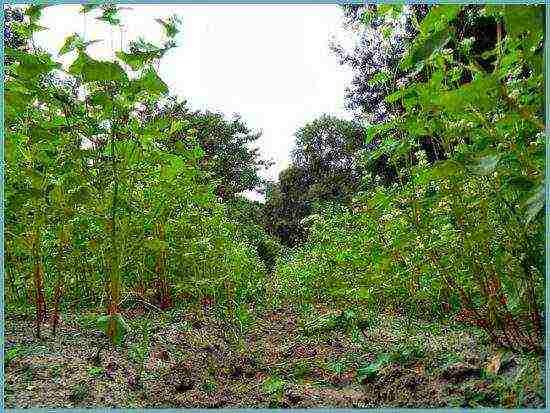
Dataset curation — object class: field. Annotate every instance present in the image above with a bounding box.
[4,4,545,409]
[5,304,544,408]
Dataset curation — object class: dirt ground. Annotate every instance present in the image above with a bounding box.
[3,303,545,408]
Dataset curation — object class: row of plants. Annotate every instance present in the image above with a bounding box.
[5,5,268,343]
[274,4,545,352]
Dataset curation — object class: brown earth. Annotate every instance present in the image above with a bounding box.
[3,304,545,408]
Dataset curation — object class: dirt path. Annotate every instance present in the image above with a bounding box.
[3,305,545,408]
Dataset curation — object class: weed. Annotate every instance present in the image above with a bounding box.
[50,364,63,378]
[129,319,151,388]
[357,353,392,382]
[77,314,98,331]
[291,360,312,380]
[201,380,217,394]
[69,383,90,403]
[390,341,425,366]
[88,366,104,378]
[4,345,24,368]
[235,304,254,335]
[327,359,347,376]
[262,376,286,401]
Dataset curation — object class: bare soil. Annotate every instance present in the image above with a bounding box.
[3,304,545,408]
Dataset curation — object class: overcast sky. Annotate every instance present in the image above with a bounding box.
[34,4,354,198]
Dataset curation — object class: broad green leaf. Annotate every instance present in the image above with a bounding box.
[88,91,115,112]
[403,29,451,70]
[4,90,33,115]
[377,5,394,16]
[160,156,185,180]
[419,5,461,35]
[69,52,128,83]
[357,353,392,381]
[368,72,391,86]
[432,160,463,179]
[9,50,61,78]
[70,187,91,205]
[97,314,129,345]
[433,74,499,113]
[25,5,48,23]
[360,9,376,26]
[97,5,121,25]
[128,67,168,96]
[385,89,404,104]
[49,185,64,206]
[59,33,102,56]
[170,120,189,134]
[59,34,81,56]
[365,119,398,144]
[502,5,543,39]
[116,41,167,71]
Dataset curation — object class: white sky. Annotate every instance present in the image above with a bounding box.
[34,4,354,199]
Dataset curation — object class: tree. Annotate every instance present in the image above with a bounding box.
[141,97,272,200]
[291,115,365,202]
[263,165,312,246]
[331,4,430,122]
[263,115,364,246]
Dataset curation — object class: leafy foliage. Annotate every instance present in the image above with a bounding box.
[140,97,272,200]
[4,6,268,343]
[263,115,364,246]
[275,4,544,352]
[4,4,544,355]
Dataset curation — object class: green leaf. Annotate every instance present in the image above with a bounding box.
[59,33,102,56]
[385,89,404,104]
[144,238,169,252]
[403,29,451,70]
[49,185,64,206]
[128,67,168,96]
[377,5,393,16]
[368,71,391,86]
[69,52,128,83]
[365,119,398,144]
[401,5,461,69]
[502,5,543,39]
[419,5,461,35]
[88,91,115,112]
[432,160,463,179]
[170,120,189,134]
[434,74,499,113]
[360,9,376,26]
[116,40,168,71]
[4,90,33,115]
[9,50,61,78]
[523,184,544,224]
[70,187,91,205]
[467,153,500,176]
[25,5,48,23]
[155,15,182,39]
[357,353,392,381]
[59,34,81,56]
[97,5,122,26]
[80,4,101,14]
[160,156,184,180]
[97,314,129,345]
